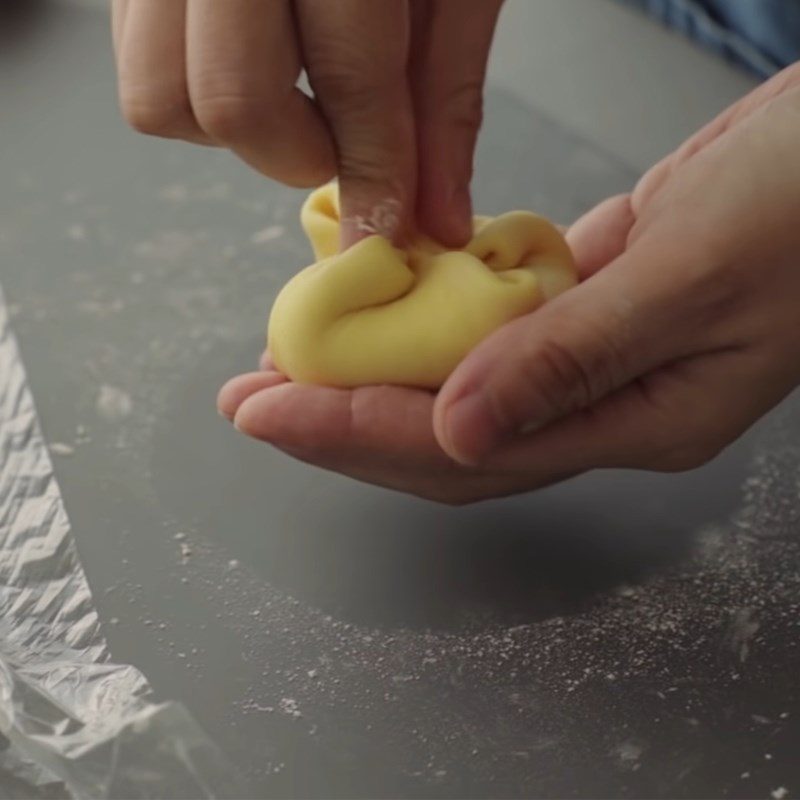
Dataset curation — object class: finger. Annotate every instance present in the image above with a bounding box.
[232,382,450,468]
[217,370,287,420]
[296,0,416,247]
[234,383,524,504]
[481,347,784,478]
[186,0,336,187]
[116,0,210,144]
[226,376,564,504]
[433,231,733,465]
[111,0,129,58]
[299,348,787,502]
[411,0,504,246]
[566,194,635,279]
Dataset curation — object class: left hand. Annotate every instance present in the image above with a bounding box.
[218,66,800,504]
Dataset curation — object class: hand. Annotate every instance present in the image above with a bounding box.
[218,65,800,504]
[112,0,503,247]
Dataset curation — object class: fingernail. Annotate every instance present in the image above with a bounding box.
[443,391,505,465]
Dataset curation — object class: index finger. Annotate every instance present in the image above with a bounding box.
[296,0,416,248]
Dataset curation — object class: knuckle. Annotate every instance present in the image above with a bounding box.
[633,379,726,472]
[193,93,262,142]
[535,338,597,410]
[337,150,405,194]
[315,77,376,113]
[691,253,749,319]
[660,222,751,324]
[120,92,191,137]
[310,62,400,115]
[437,78,485,133]
[514,331,617,422]
[203,103,255,142]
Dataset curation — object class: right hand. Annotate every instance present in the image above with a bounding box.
[112,0,504,248]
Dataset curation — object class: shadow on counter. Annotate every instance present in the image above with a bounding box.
[151,337,747,632]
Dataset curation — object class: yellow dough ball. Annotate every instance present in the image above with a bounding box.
[268,184,577,389]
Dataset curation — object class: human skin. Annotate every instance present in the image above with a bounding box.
[218,64,800,504]
[111,0,503,248]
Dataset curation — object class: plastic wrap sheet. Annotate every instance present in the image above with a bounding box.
[0,284,242,799]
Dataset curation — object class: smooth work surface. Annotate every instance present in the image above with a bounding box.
[1,2,797,797]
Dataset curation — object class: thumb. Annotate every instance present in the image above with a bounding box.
[433,235,702,466]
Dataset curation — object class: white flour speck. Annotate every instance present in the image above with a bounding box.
[251,225,285,245]
[96,385,133,422]
[614,742,644,769]
[134,231,200,261]
[279,697,302,719]
[728,607,760,663]
[344,198,401,239]
[159,184,189,202]
[67,224,87,241]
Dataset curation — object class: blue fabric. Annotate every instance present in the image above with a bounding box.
[623,0,800,78]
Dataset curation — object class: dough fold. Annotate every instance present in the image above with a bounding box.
[268,184,577,389]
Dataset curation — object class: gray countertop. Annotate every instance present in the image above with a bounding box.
[1,1,798,797]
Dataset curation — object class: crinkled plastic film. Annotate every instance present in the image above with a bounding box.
[0,285,242,799]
